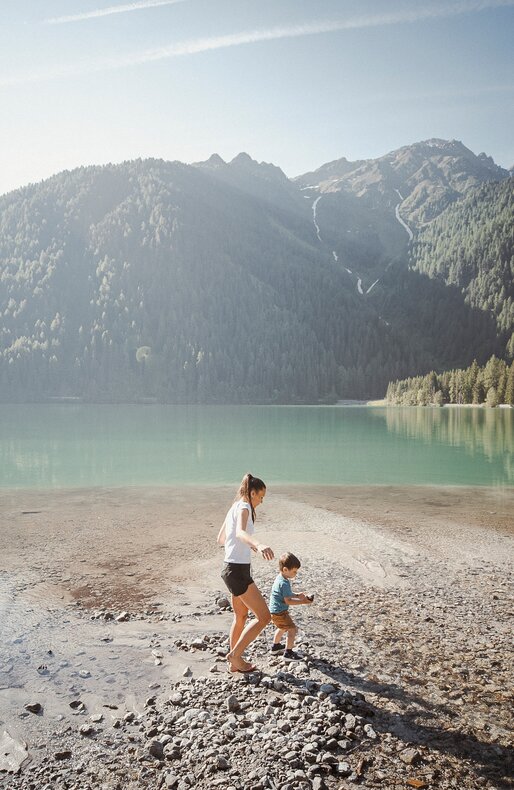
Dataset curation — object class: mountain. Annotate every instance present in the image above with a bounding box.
[295,139,510,286]
[0,141,511,403]
[194,152,305,214]
[411,177,514,356]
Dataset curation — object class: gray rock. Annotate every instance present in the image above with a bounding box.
[226,694,240,712]
[0,731,29,774]
[148,739,165,760]
[25,702,43,714]
[216,755,230,769]
[400,747,421,765]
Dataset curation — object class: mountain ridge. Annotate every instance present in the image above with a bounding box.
[0,139,511,403]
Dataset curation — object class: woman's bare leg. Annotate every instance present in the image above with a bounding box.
[230,594,249,652]
[227,583,270,671]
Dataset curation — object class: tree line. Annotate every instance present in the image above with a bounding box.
[386,355,514,407]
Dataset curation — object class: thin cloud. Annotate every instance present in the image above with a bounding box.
[44,0,188,25]
[4,0,514,87]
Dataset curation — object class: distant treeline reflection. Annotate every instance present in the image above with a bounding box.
[375,405,513,480]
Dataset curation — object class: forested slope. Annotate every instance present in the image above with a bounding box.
[0,159,411,402]
[411,178,514,356]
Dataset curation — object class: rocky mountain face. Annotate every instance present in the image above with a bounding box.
[0,141,511,403]
[294,139,511,287]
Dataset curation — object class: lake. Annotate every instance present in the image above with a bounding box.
[0,404,512,488]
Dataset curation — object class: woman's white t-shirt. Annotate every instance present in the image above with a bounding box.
[224,500,254,564]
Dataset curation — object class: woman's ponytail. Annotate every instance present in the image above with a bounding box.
[236,472,265,522]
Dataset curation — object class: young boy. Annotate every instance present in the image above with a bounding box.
[269,552,313,660]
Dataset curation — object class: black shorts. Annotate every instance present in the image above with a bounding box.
[221,563,253,597]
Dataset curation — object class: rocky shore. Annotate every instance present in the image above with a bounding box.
[0,485,512,789]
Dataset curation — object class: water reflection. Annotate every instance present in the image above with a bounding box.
[0,404,512,488]
[372,407,513,484]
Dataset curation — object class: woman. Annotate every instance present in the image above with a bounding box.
[217,473,274,672]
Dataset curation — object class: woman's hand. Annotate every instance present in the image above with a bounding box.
[257,544,274,561]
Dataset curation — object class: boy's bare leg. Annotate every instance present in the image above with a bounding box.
[273,627,284,645]
[286,625,298,650]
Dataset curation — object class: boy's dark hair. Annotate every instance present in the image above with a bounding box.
[279,552,301,571]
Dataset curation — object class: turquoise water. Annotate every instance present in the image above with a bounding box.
[0,404,512,488]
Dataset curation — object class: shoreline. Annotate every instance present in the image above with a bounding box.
[1,485,513,788]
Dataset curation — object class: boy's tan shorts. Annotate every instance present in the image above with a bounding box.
[271,611,296,630]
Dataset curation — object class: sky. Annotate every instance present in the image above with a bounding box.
[0,0,513,194]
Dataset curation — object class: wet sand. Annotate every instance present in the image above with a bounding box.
[0,485,513,787]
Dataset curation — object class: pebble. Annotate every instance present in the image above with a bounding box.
[24,702,43,714]
[400,748,421,765]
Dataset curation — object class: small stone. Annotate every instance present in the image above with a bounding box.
[54,750,72,760]
[116,611,130,622]
[227,694,240,712]
[148,740,165,760]
[90,713,103,723]
[400,748,421,765]
[337,762,351,776]
[363,724,377,739]
[79,724,94,736]
[216,755,230,770]
[25,702,43,714]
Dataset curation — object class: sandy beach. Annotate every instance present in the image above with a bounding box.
[1,485,513,789]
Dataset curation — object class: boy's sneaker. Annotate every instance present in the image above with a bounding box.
[283,649,300,661]
[270,643,285,653]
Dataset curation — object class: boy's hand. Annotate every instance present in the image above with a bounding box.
[298,593,313,604]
